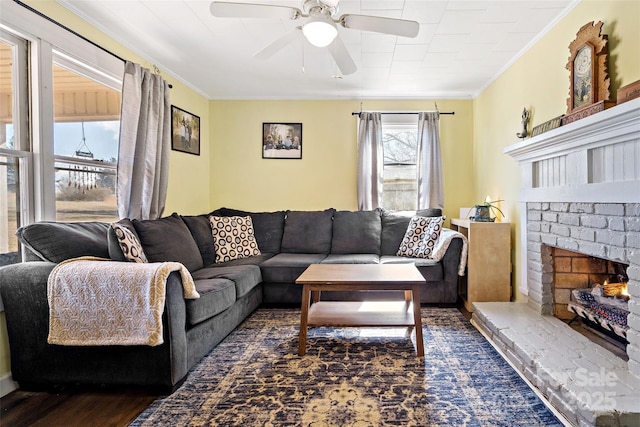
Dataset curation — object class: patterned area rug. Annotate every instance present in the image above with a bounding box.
[131,308,562,426]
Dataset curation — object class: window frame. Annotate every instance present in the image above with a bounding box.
[0,2,124,263]
[1,30,32,266]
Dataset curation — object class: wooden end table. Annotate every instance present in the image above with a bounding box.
[295,264,426,357]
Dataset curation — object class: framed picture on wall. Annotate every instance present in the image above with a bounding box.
[262,122,302,159]
[171,105,200,155]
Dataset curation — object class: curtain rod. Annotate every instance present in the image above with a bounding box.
[351,111,454,116]
[14,0,173,88]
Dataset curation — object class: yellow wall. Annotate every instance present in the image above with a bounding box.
[473,0,640,301]
[210,99,474,222]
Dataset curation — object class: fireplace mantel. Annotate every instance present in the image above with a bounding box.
[504,97,640,298]
[504,97,640,203]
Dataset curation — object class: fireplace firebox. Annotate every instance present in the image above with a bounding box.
[550,247,629,351]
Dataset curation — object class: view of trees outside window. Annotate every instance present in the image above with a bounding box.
[53,64,120,223]
[382,127,418,211]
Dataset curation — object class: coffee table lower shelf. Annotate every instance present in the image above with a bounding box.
[307,301,417,327]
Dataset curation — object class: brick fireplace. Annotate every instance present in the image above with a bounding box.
[473,98,640,426]
[530,204,634,349]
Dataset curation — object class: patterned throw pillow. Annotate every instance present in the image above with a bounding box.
[396,216,445,259]
[112,223,148,263]
[209,216,261,263]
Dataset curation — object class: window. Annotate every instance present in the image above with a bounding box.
[52,62,120,222]
[0,34,29,266]
[381,115,418,211]
[0,3,124,266]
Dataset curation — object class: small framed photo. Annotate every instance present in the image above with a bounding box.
[171,105,200,155]
[262,123,302,159]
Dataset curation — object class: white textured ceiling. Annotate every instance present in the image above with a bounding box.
[56,0,577,99]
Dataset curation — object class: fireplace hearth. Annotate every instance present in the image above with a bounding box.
[474,98,640,426]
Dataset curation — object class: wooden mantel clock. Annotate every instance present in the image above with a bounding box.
[563,21,614,125]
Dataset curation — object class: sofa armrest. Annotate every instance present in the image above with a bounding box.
[441,237,464,279]
[414,237,464,304]
[0,262,57,369]
[164,270,189,385]
[0,262,190,389]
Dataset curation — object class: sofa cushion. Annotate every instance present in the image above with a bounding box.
[380,209,442,256]
[212,253,275,267]
[331,209,382,254]
[379,256,443,280]
[321,254,380,264]
[186,278,236,326]
[396,216,445,258]
[260,253,327,283]
[192,265,262,299]
[16,221,110,263]
[209,216,261,263]
[281,209,334,254]
[213,208,286,253]
[380,211,413,256]
[132,213,203,272]
[111,223,148,263]
[181,214,217,267]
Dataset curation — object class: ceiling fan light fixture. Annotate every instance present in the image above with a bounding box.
[302,17,337,47]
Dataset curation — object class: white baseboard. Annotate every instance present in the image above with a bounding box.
[0,372,18,397]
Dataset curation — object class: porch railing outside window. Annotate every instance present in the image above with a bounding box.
[54,157,117,222]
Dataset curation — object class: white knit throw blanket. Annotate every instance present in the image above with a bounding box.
[48,256,199,347]
[430,228,469,276]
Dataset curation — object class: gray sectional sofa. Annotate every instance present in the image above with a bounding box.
[0,207,464,392]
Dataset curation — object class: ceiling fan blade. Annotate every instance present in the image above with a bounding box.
[328,36,357,76]
[210,2,301,20]
[254,28,301,60]
[340,14,419,38]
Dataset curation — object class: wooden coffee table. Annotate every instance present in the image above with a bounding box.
[295,264,426,357]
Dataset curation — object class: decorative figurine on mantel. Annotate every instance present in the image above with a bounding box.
[516,107,530,139]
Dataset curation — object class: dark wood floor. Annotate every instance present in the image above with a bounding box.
[1,304,472,426]
[0,385,158,427]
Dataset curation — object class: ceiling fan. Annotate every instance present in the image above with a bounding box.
[210,0,419,76]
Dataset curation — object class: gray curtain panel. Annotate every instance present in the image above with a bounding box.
[417,111,444,210]
[356,112,383,210]
[117,61,171,220]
